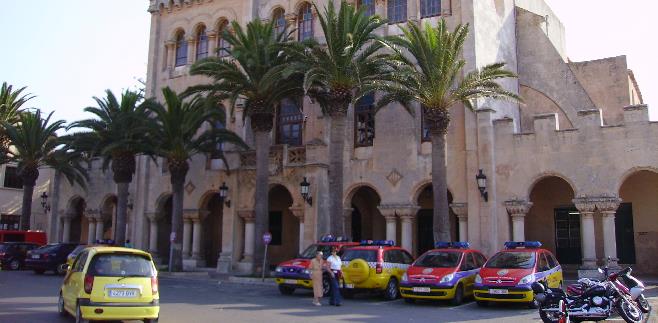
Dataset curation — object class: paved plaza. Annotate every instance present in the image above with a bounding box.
[0,270,656,323]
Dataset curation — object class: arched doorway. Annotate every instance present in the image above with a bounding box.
[100,196,117,240]
[66,197,87,243]
[415,185,457,255]
[201,193,223,268]
[156,196,173,264]
[619,170,658,273]
[349,186,384,241]
[527,176,578,264]
[268,185,299,265]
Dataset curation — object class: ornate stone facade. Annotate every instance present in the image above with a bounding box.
[45,0,658,275]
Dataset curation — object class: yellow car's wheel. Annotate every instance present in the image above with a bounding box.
[344,259,370,283]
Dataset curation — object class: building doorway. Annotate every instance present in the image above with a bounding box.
[268,185,299,265]
[348,186,384,241]
[156,196,173,264]
[615,203,636,265]
[415,185,456,255]
[553,207,581,264]
[202,193,223,268]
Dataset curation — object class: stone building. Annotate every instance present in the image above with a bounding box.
[48,0,657,274]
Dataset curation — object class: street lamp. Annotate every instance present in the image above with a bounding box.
[476,169,488,202]
[219,182,231,208]
[40,192,51,213]
[300,177,312,206]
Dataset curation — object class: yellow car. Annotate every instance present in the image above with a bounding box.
[58,246,160,323]
[341,240,414,300]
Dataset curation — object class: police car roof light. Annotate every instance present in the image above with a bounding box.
[435,241,470,249]
[320,234,335,242]
[360,240,395,247]
[504,241,542,249]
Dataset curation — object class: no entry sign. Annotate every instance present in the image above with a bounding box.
[263,232,272,245]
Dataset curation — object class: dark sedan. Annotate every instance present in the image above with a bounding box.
[24,242,79,274]
[0,242,40,270]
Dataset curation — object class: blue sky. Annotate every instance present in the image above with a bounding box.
[0,0,655,123]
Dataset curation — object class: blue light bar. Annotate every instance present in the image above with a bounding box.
[360,240,395,247]
[434,241,470,249]
[504,241,542,249]
[320,234,335,242]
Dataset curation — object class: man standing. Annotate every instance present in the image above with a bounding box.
[326,247,342,306]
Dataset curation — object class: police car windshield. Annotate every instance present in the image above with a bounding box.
[485,252,535,269]
[300,244,333,259]
[415,251,462,268]
[341,249,377,262]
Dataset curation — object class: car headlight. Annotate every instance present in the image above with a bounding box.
[475,274,482,284]
[519,274,535,285]
[401,273,408,282]
[440,273,455,284]
[302,269,311,275]
[275,266,283,273]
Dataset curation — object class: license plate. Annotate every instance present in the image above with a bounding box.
[108,289,138,298]
[489,289,509,295]
[31,255,39,259]
[412,287,431,293]
[283,279,298,284]
[344,284,354,289]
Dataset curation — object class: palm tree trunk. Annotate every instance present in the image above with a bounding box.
[431,132,451,242]
[49,171,62,242]
[115,182,129,245]
[253,130,270,274]
[170,175,185,272]
[328,114,346,237]
[20,184,35,230]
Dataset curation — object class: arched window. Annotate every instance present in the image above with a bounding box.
[273,8,286,36]
[298,3,313,41]
[217,20,230,58]
[420,0,441,18]
[355,94,375,147]
[358,0,376,17]
[196,26,209,60]
[175,31,188,67]
[277,98,304,146]
[387,0,407,24]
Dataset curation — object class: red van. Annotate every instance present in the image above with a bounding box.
[0,230,47,245]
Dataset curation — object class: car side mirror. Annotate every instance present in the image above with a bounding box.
[61,264,71,272]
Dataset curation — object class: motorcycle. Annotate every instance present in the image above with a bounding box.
[533,272,644,323]
[570,265,650,314]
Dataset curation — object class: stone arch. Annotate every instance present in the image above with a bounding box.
[199,190,224,268]
[192,21,208,35]
[413,183,457,255]
[169,26,188,41]
[347,184,384,242]
[526,171,578,201]
[410,180,457,205]
[155,193,173,263]
[64,196,86,243]
[99,194,118,240]
[526,175,578,264]
[616,166,658,194]
[268,184,299,265]
[293,0,313,14]
[344,182,382,209]
[519,85,574,131]
[618,168,658,273]
[269,180,303,207]
[260,2,287,20]
[210,7,238,25]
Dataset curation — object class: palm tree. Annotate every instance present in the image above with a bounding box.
[1,110,87,230]
[68,90,152,245]
[43,144,89,242]
[188,19,302,273]
[144,87,247,271]
[379,20,520,242]
[287,0,395,236]
[0,82,34,163]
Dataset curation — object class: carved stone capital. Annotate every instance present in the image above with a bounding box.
[183,209,201,220]
[450,203,468,219]
[593,195,621,214]
[85,209,100,219]
[145,212,158,221]
[572,197,597,214]
[238,210,255,222]
[504,199,533,217]
[289,207,304,222]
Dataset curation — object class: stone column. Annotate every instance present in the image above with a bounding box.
[146,213,159,257]
[183,219,192,258]
[207,31,218,57]
[343,208,354,241]
[290,207,305,254]
[61,213,73,243]
[87,218,96,245]
[186,37,195,65]
[96,214,107,241]
[596,196,621,269]
[379,206,397,242]
[164,41,175,71]
[192,219,202,260]
[504,199,533,242]
[239,210,255,262]
[573,197,597,269]
[450,203,468,241]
